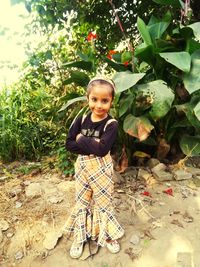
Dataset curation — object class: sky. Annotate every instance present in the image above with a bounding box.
[0,0,29,87]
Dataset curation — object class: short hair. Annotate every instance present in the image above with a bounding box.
[87,78,116,99]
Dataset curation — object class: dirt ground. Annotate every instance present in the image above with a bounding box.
[0,159,200,267]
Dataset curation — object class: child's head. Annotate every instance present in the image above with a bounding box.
[86,77,116,119]
[87,77,116,100]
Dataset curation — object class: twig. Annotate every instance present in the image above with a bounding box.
[127,194,155,219]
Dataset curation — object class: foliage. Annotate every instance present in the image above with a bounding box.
[4,0,200,168]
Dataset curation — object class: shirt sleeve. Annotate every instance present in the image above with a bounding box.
[76,121,118,157]
[65,116,90,155]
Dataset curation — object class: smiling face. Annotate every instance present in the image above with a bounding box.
[88,84,113,121]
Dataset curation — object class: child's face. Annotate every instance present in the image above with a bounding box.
[88,84,113,120]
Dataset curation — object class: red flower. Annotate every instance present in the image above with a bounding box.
[124,61,129,66]
[86,32,97,41]
[163,188,173,196]
[142,191,152,197]
[107,50,117,60]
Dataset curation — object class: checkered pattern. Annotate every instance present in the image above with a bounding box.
[63,153,124,247]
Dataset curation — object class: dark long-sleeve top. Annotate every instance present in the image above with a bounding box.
[65,113,118,157]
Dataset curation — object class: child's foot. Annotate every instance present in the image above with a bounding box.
[106,240,120,254]
[70,240,84,259]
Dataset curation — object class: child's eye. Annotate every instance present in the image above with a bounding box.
[102,99,109,104]
[91,97,97,102]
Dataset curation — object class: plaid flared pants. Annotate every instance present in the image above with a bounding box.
[63,153,124,247]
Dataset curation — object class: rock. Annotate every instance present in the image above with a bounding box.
[43,230,63,250]
[15,201,22,208]
[130,233,140,245]
[152,163,167,172]
[113,171,124,184]
[152,170,174,181]
[8,186,22,197]
[48,195,63,204]
[173,170,192,181]
[23,180,31,186]
[6,232,14,238]
[137,169,151,181]
[0,176,8,182]
[15,250,24,260]
[186,166,200,176]
[25,183,43,198]
[0,229,3,243]
[0,219,9,231]
[147,158,160,168]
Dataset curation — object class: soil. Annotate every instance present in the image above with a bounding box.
[0,157,200,267]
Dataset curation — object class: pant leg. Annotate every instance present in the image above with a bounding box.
[85,155,124,246]
[63,156,93,243]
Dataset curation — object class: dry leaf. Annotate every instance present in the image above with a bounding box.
[183,211,194,223]
[118,146,128,173]
[143,229,156,240]
[171,219,184,228]
[124,248,138,261]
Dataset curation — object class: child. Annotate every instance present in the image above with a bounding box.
[64,76,124,259]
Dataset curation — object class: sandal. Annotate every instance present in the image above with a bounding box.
[106,240,120,254]
[70,240,84,259]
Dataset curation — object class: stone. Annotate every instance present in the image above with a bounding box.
[8,186,22,197]
[186,166,200,176]
[137,169,151,181]
[152,163,167,172]
[25,183,43,198]
[147,158,160,168]
[6,232,14,238]
[113,171,124,184]
[173,170,192,181]
[43,230,63,250]
[0,219,9,231]
[0,176,8,182]
[15,201,22,208]
[130,233,140,245]
[152,170,174,181]
[48,195,63,204]
[15,250,24,260]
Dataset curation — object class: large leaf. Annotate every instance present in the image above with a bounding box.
[183,50,200,94]
[58,96,87,112]
[118,92,135,117]
[134,43,154,65]
[63,71,90,87]
[148,22,170,40]
[104,58,127,72]
[153,0,183,7]
[180,135,200,156]
[175,94,200,130]
[62,61,93,71]
[194,102,200,121]
[113,71,145,93]
[159,52,191,73]
[137,80,174,120]
[137,17,152,46]
[123,114,154,141]
[187,22,200,42]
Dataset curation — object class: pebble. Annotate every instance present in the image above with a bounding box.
[15,201,22,209]
[0,219,9,231]
[25,183,43,197]
[130,233,140,245]
[15,250,24,260]
[7,232,14,238]
[43,231,63,250]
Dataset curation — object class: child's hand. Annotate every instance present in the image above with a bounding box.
[76,133,82,141]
